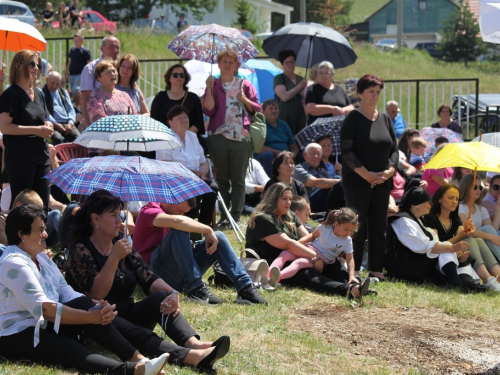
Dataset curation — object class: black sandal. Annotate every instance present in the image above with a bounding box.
[347,278,371,299]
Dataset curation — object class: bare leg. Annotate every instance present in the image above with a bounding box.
[476,264,493,283]
[184,336,213,350]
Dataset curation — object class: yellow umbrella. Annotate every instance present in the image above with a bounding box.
[423,139,500,227]
[0,17,47,74]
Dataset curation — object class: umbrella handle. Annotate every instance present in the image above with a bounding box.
[465,167,478,232]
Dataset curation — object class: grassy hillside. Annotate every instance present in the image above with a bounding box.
[348,0,389,23]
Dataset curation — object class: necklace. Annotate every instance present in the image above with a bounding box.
[437,215,452,233]
[90,237,113,257]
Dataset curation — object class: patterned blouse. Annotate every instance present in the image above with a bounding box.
[0,246,83,347]
[207,77,250,142]
[116,85,141,113]
[87,87,138,125]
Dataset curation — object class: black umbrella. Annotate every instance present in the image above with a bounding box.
[262,22,357,69]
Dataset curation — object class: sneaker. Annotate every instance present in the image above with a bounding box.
[268,266,281,288]
[236,284,268,305]
[484,276,500,292]
[185,284,223,304]
[216,218,230,230]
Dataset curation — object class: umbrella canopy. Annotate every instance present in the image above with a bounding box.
[295,116,344,153]
[262,22,357,69]
[471,132,500,147]
[74,115,182,152]
[423,141,500,173]
[419,127,463,155]
[479,0,500,44]
[241,59,282,102]
[0,17,47,52]
[167,24,258,63]
[45,155,211,203]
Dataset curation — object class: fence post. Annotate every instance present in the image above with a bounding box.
[416,80,420,128]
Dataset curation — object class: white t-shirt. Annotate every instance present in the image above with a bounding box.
[458,203,489,228]
[309,224,353,263]
[156,130,205,171]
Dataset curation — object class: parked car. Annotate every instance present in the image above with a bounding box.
[414,42,442,58]
[0,0,37,27]
[452,94,500,139]
[239,30,254,40]
[374,38,407,51]
[52,10,117,34]
[255,32,272,40]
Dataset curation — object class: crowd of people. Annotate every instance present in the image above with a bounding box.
[1,31,499,374]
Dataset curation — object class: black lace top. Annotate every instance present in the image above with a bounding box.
[65,237,159,309]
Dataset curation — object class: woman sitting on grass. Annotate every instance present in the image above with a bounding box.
[268,208,363,293]
[246,183,371,298]
[0,204,169,375]
[458,174,500,263]
[422,184,500,291]
[65,190,230,372]
[385,187,469,284]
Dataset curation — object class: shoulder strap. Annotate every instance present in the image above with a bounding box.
[240,248,261,259]
[181,90,188,106]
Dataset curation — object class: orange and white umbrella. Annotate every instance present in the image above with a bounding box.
[0,17,46,72]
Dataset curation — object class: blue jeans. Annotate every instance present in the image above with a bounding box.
[69,74,81,92]
[150,229,252,294]
[479,225,500,262]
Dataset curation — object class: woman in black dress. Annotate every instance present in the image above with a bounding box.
[340,74,399,280]
[0,50,54,210]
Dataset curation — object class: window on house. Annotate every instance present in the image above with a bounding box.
[418,0,427,10]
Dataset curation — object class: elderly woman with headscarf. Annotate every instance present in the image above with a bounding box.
[385,187,469,284]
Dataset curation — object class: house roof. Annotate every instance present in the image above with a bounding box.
[365,0,460,22]
[465,0,480,20]
[250,0,294,12]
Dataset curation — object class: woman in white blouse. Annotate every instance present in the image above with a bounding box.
[156,105,217,227]
[0,204,168,374]
[385,187,468,283]
[458,174,500,262]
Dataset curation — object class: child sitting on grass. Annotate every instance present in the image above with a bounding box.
[267,208,359,287]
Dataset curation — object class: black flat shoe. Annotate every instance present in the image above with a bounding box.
[197,335,231,372]
[211,335,230,348]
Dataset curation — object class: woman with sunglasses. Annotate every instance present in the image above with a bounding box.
[151,64,204,139]
[458,174,500,263]
[0,50,54,211]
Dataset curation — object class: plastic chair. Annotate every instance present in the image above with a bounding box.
[54,143,88,164]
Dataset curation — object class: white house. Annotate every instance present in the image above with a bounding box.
[150,0,293,33]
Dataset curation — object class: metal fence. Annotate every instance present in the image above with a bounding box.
[379,78,480,139]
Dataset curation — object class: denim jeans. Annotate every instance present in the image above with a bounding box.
[150,229,252,294]
[69,74,81,92]
[479,225,500,262]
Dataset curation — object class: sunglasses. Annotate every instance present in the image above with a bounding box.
[28,61,42,70]
[474,185,484,191]
[491,184,500,191]
[171,73,186,79]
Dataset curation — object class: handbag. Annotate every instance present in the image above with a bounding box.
[249,112,267,154]
[209,248,270,287]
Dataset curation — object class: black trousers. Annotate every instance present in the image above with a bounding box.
[343,184,390,272]
[6,160,50,212]
[115,291,196,365]
[282,259,350,296]
[0,296,136,374]
[51,125,80,145]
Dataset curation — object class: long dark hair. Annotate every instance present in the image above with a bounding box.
[398,128,419,159]
[430,184,460,221]
[71,190,123,245]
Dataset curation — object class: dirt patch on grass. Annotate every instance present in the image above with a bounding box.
[290,304,500,374]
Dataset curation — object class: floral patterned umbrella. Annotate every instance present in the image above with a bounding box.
[167,23,258,63]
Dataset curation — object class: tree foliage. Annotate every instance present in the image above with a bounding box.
[272,0,352,26]
[231,0,258,34]
[440,1,480,66]
[84,0,217,23]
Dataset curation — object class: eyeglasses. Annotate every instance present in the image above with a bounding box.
[474,185,484,191]
[172,73,186,79]
[28,61,42,70]
[318,71,333,76]
[491,184,500,191]
[283,60,295,65]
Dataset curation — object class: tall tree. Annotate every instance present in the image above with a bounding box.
[231,0,258,34]
[272,0,352,26]
[440,1,480,66]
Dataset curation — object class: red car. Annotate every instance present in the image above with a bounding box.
[52,10,116,34]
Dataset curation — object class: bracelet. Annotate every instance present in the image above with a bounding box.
[170,290,179,296]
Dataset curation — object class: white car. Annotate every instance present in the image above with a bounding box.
[0,0,37,27]
[374,38,407,51]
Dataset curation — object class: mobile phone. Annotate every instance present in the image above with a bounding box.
[89,303,103,311]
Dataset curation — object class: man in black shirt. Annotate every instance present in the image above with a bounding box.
[65,34,91,94]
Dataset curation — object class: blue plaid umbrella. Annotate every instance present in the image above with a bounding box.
[74,115,182,152]
[295,116,344,155]
[44,155,211,203]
